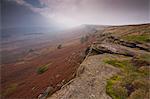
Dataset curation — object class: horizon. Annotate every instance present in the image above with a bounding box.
[1,0,149,30]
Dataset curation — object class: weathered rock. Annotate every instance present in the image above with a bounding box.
[92,43,137,57]
[47,54,120,99]
[38,86,54,99]
[136,43,150,52]
[131,58,150,68]
[46,25,150,99]
[97,34,150,52]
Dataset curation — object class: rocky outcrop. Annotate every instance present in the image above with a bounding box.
[92,43,137,57]
[96,32,150,52]
[46,25,150,99]
[48,54,120,99]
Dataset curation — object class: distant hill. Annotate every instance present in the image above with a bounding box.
[1,27,64,39]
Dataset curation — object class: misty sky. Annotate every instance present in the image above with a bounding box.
[1,0,150,28]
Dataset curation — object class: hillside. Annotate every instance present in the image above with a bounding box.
[1,25,106,99]
[47,24,150,99]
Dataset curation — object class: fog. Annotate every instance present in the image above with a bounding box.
[2,0,150,29]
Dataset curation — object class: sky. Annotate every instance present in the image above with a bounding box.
[1,0,150,29]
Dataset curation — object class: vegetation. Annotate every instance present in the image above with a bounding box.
[128,89,147,99]
[2,83,18,96]
[122,34,150,43]
[104,56,150,99]
[28,49,34,53]
[37,64,49,74]
[80,35,89,43]
[137,54,150,62]
[106,75,128,99]
[104,59,130,70]
[57,44,62,49]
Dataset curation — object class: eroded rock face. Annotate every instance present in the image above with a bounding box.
[92,43,137,57]
[48,55,120,99]
[96,33,150,52]
[46,25,150,99]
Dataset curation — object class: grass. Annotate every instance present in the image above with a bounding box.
[137,54,150,63]
[104,59,136,73]
[106,76,127,99]
[122,34,150,43]
[2,83,18,96]
[128,89,147,99]
[138,66,150,76]
[37,64,49,74]
[104,58,150,99]
[105,59,128,69]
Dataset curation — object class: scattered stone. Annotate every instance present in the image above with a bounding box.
[38,86,54,99]
[32,87,35,91]
[56,74,60,78]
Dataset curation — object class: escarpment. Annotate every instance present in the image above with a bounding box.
[46,24,150,99]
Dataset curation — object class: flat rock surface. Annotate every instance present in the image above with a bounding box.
[48,54,120,99]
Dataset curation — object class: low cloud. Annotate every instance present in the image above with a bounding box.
[10,0,149,26]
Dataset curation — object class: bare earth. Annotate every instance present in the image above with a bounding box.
[1,26,96,99]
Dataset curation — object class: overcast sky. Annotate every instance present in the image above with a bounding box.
[1,0,150,28]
